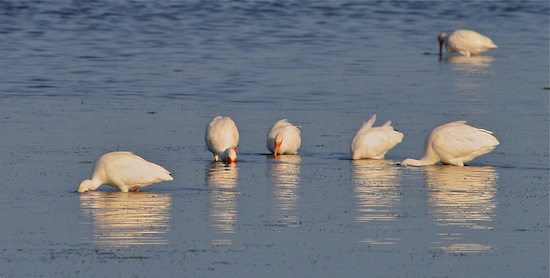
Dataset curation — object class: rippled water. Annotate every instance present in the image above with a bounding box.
[0,1,548,277]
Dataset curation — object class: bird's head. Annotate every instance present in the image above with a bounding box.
[225,147,237,164]
[438,32,447,56]
[77,179,98,193]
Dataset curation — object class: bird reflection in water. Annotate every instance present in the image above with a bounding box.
[444,55,494,67]
[442,55,494,67]
[205,162,238,245]
[269,155,301,230]
[425,165,498,253]
[79,191,172,247]
[443,55,494,91]
[351,159,401,245]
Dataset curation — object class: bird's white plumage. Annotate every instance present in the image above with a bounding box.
[266,119,301,155]
[77,151,173,193]
[205,116,239,162]
[402,121,499,166]
[350,114,404,160]
[439,30,497,57]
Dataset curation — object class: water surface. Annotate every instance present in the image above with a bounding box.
[0,1,548,277]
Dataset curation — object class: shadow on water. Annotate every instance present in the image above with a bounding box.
[79,191,172,247]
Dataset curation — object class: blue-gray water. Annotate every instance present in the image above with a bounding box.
[0,1,548,277]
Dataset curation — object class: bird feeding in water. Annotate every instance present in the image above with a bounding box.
[438,30,497,57]
[266,119,301,156]
[350,114,403,160]
[205,116,239,163]
[77,151,173,193]
[401,121,499,166]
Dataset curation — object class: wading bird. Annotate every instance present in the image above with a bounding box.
[438,30,497,57]
[205,116,239,163]
[267,119,301,156]
[77,151,173,193]
[401,121,499,166]
[350,114,403,160]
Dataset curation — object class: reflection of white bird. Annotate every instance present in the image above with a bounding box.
[266,119,301,156]
[352,159,401,223]
[80,192,172,247]
[438,30,497,57]
[206,162,239,189]
[78,152,173,193]
[270,155,301,229]
[425,166,497,229]
[205,163,238,241]
[350,114,403,160]
[205,116,239,163]
[402,121,499,166]
[445,55,494,66]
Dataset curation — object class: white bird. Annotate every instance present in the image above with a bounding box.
[266,119,301,156]
[77,151,173,193]
[205,116,239,163]
[401,121,500,166]
[438,30,497,57]
[350,114,404,160]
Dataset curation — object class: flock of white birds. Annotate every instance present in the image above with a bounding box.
[77,29,499,193]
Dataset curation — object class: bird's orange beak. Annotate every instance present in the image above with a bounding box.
[227,157,236,164]
[273,141,281,157]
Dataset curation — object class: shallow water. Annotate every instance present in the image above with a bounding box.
[0,1,548,277]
